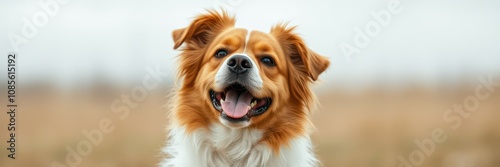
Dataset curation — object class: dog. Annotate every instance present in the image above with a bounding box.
[161,10,330,167]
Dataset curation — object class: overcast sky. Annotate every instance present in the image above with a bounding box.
[1,0,499,89]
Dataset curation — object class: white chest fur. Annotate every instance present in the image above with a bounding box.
[161,124,318,167]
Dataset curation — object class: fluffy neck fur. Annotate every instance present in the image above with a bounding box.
[161,123,318,167]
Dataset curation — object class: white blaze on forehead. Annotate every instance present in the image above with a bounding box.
[242,29,253,53]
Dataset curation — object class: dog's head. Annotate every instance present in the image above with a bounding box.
[172,10,329,130]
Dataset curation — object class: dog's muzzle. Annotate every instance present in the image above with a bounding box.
[211,54,270,124]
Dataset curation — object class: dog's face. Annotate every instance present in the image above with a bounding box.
[172,11,329,130]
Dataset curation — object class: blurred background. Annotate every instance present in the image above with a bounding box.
[1,0,500,166]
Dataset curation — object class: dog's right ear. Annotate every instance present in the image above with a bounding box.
[173,10,235,50]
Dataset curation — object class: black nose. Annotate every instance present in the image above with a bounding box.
[227,55,252,74]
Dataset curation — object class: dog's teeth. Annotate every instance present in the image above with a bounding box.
[220,99,224,104]
[250,101,256,108]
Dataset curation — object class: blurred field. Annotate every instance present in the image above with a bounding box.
[1,84,499,167]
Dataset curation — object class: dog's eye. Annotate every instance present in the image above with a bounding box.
[261,57,275,67]
[215,49,228,58]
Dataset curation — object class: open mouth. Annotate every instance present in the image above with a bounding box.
[210,83,272,122]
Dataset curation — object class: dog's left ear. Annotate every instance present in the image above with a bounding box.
[271,24,330,81]
[173,10,235,50]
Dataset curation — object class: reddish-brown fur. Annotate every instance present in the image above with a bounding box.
[170,10,329,153]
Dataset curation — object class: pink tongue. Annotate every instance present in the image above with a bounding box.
[221,90,253,118]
